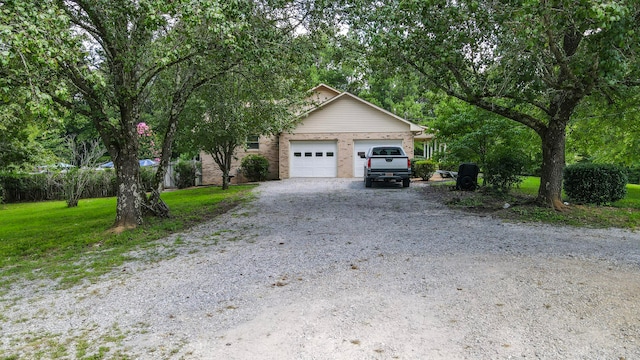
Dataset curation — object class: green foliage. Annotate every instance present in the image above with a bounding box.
[335,0,640,206]
[181,66,303,189]
[626,166,640,185]
[139,167,157,192]
[174,160,199,189]
[483,148,527,192]
[413,160,437,180]
[241,155,269,182]
[431,98,540,175]
[567,95,640,166]
[0,170,120,203]
[564,163,628,205]
[432,152,459,172]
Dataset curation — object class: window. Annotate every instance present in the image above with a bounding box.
[294,152,302,157]
[246,135,259,150]
[305,152,312,157]
[326,152,334,157]
[316,152,323,157]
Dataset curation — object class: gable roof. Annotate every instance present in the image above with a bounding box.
[300,87,423,133]
[310,83,341,97]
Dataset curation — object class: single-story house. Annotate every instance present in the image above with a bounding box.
[201,84,434,185]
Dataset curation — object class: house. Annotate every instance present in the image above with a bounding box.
[200,84,433,185]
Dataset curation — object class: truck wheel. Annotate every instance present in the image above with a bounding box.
[365,178,372,188]
[402,178,410,187]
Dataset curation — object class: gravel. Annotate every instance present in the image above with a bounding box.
[1,178,640,359]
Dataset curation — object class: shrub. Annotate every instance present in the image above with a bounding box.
[0,170,119,203]
[139,167,157,192]
[483,149,527,192]
[564,163,627,205]
[410,157,425,178]
[626,166,640,185]
[413,160,437,180]
[432,152,458,171]
[241,154,269,182]
[175,160,198,189]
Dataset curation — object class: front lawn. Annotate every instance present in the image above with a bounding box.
[0,185,256,287]
[432,177,640,229]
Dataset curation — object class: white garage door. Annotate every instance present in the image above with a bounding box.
[290,141,338,177]
[353,140,403,177]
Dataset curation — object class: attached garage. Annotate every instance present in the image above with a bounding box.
[200,84,431,185]
[353,139,403,177]
[290,141,338,177]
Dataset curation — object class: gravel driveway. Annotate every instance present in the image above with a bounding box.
[2,178,640,359]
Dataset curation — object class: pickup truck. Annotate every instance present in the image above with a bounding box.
[361,145,411,188]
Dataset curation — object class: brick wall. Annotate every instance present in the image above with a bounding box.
[200,135,280,186]
[278,132,414,179]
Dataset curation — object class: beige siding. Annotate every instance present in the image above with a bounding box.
[200,84,423,184]
[296,96,411,133]
[311,87,340,104]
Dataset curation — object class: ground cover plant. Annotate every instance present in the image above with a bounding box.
[430,177,640,229]
[0,185,256,288]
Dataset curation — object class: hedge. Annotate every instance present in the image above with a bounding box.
[0,167,161,203]
[563,163,627,205]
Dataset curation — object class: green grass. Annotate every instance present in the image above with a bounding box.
[612,183,640,209]
[436,176,640,229]
[0,185,256,287]
[515,176,542,196]
[508,177,640,228]
[514,176,640,209]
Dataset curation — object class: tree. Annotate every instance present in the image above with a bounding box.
[142,0,312,215]
[0,1,71,170]
[339,0,640,209]
[567,92,640,165]
[431,97,540,176]
[3,0,311,228]
[181,69,303,190]
[62,136,105,207]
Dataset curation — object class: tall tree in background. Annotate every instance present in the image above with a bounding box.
[567,92,640,165]
[3,0,314,228]
[180,69,305,190]
[339,0,640,209]
[0,1,71,169]
[431,97,541,174]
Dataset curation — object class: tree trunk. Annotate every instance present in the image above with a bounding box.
[113,143,144,229]
[222,168,230,190]
[146,119,179,218]
[537,119,567,210]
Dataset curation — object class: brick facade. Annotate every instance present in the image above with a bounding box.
[200,135,280,186]
[200,84,425,186]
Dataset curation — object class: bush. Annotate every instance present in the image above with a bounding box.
[410,157,425,178]
[0,170,119,203]
[241,154,269,182]
[0,172,62,202]
[175,160,198,189]
[432,152,458,171]
[564,163,627,205]
[626,166,640,185]
[413,160,437,180]
[483,149,527,192]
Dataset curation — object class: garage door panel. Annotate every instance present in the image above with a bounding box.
[290,141,337,177]
[354,140,403,177]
